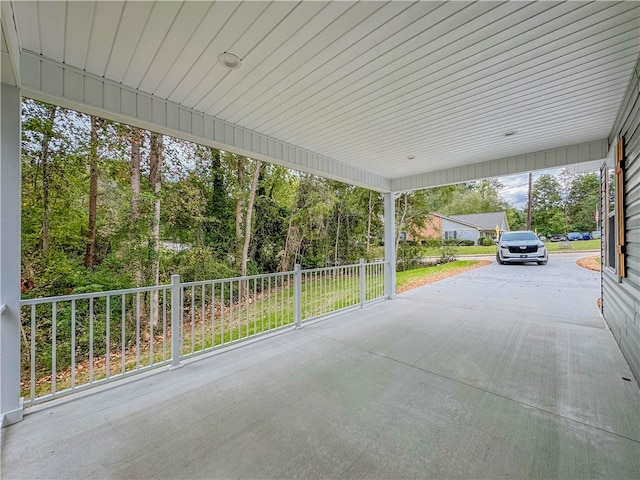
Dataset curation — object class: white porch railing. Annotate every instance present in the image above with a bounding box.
[19,261,385,406]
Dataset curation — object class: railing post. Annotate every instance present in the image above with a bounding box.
[294,264,302,328]
[169,274,183,370]
[360,259,366,308]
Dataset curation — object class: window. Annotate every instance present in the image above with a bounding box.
[444,231,458,240]
[603,136,626,278]
[606,162,616,269]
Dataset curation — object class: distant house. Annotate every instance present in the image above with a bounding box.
[414,211,510,245]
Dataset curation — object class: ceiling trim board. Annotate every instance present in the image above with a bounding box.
[390,139,609,192]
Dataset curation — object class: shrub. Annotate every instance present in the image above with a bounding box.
[480,237,495,246]
[421,237,441,248]
[444,239,474,246]
[396,242,422,271]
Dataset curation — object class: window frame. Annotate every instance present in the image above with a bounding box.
[602,136,627,279]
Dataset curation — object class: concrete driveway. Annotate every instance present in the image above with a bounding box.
[2,252,639,479]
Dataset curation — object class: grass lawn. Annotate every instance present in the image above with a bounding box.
[417,239,601,256]
[545,239,601,251]
[396,260,479,289]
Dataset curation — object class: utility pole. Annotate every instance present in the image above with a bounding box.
[526,172,533,230]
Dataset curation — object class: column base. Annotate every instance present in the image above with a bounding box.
[1,398,24,427]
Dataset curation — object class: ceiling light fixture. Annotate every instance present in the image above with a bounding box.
[503,130,519,137]
[218,52,242,70]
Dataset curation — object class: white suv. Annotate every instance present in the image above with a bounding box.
[496,230,548,265]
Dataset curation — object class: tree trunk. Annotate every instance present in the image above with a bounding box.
[207,147,227,248]
[130,128,143,286]
[282,220,294,272]
[395,193,409,256]
[282,221,302,272]
[334,207,342,266]
[235,155,246,264]
[40,106,58,257]
[240,160,262,278]
[84,116,100,268]
[149,132,163,327]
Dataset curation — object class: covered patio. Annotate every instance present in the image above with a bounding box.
[2,2,640,477]
[3,253,639,479]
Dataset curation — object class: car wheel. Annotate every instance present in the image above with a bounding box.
[496,253,504,265]
[537,260,547,265]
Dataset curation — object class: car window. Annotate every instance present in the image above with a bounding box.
[501,232,537,241]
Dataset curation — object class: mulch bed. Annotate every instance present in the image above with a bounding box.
[576,256,601,272]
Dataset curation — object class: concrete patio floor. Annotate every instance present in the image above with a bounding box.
[2,252,640,479]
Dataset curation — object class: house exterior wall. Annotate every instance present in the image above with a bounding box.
[411,214,505,244]
[603,59,640,382]
[441,219,479,243]
[417,215,441,239]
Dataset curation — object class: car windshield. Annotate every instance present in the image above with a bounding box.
[501,232,538,241]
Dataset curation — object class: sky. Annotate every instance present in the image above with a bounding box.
[496,162,601,209]
[498,173,536,209]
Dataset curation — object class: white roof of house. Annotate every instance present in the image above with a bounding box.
[445,212,510,231]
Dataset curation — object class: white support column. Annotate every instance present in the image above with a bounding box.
[383,192,396,299]
[0,84,24,426]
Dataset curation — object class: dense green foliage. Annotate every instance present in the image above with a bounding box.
[529,172,600,236]
[21,99,599,300]
[21,100,389,298]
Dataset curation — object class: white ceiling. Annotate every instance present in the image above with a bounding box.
[6,0,640,185]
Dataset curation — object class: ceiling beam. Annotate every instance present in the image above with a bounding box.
[391,139,609,192]
[19,52,391,192]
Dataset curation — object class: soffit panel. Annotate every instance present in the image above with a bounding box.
[238,1,570,133]
[177,1,294,109]
[84,1,125,76]
[10,0,640,184]
[104,1,154,82]
[63,1,93,69]
[199,1,421,118]
[261,5,636,165]
[279,19,638,150]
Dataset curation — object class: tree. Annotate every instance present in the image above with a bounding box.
[84,116,100,267]
[530,173,564,235]
[281,175,334,270]
[31,104,59,258]
[506,207,525,231]
[251,164,290,273]
[440,180,507,215]
[395,190,431,252]
[234,154,247,262]
[204,147,233,252]
[149,132,163,326]
[129,127,144,286]
[240,159,262,278]
[566,173,599,232]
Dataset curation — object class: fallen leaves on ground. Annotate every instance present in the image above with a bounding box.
[576,256,601,271]
[396,260,492,294]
